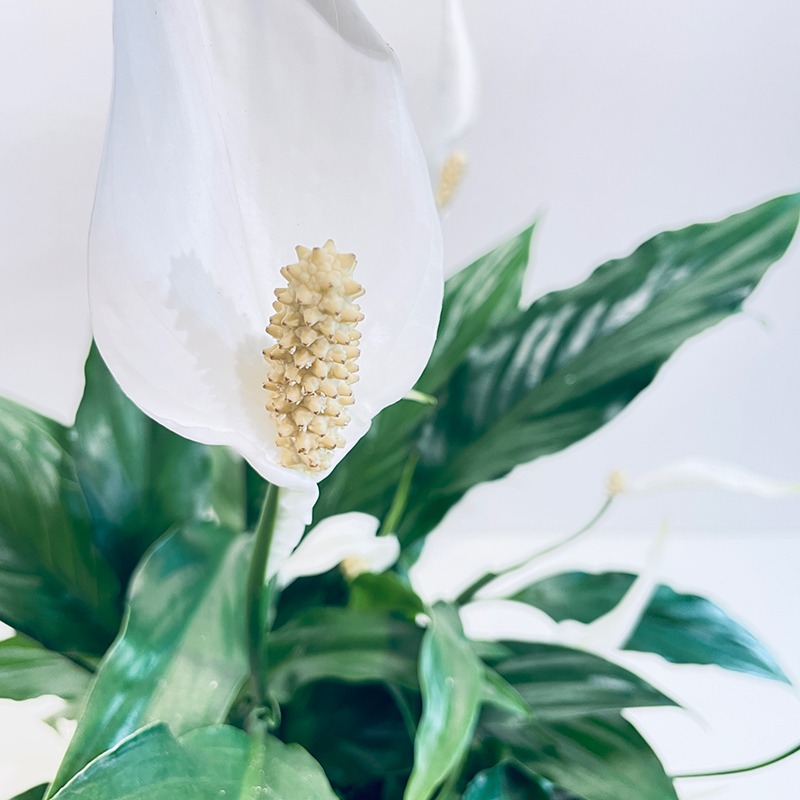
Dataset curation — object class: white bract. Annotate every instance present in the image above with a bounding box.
[277,512,400,588]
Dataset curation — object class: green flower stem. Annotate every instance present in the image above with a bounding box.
[673,740,800,779]
[456,495,615,605]
[245,482,280,714]
[379,451,419,536]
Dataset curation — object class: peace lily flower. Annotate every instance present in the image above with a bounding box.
[277,512,400,588]
[2,0,472,434]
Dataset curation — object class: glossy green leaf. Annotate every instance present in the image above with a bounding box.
[71,347,246,581]
[405,605,482,800]
[514,571,790,683]
[48,522,251,796]
[463,764,554,800]
[51,723,338,800]
[400,195,800,539]
[268,608,422,703]
[313,226,535,525]
[0,398,120,655]
[481,641,674,719]
[0,633,91,703]
[486,714,677,800]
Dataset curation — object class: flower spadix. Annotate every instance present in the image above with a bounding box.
[87,0,443,492]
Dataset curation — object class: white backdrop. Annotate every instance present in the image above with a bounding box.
[2,1,799,798]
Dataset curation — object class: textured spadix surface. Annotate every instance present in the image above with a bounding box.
[89,0,442,489]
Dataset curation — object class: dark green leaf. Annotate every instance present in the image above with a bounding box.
[463,763,554,800]
[406,604,483,800]
[0,398,120,655]
[48,522,251,795]
[514,571,790,683]
[279,681,414,792]
[0,633,91,703]
[401,195,800,539]
[50,723,337,800]
[268,608,422,703]
[485,714,677,800]
[71,347,246,581]
[481,641,674,719]
[313,226,535,525]
[9,785,47,800]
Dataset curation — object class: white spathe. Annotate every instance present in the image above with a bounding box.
[88,0,443,490]
[623,458,800,499]
[277,512,400,587]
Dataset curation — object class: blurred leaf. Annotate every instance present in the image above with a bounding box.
[481,641,674,719]
[0,633,91,703]
[480,666,533,718]
[485,714,677,800]
[463,763,554,800]
[50,723,337,800]
[313,227,535,525]
[349,571,426,619]
[514,571,790,683]
[0,398,120,655]
[268,608,422,703]
[400,195,800,539]
[48,522,251,795]
[405,605,482,800]
[71,347,246,581]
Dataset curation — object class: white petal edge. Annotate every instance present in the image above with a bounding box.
[89,0,443,487]
[277,511,395,587]
[627,458,800,498]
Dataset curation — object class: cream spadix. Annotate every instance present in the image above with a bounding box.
[88,0,443,492]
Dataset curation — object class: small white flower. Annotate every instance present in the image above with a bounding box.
[277,512,400,588]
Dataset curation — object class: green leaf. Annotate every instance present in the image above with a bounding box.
[278,681,415,792]
[313,226,535,525]
[486,714,677,800]
[268,608,422,703]
[463,764,554,800]
[513,571,790,683]
[405,604,483,800]
[71,347,246,581]
[0,398,121,655]
[400,195,800,539]
[51,723,338,800]
[480,666,533,718]
[0,633,91,703]
[9,786,47,800]
[480,641,674,719]
[418,225,534,395]
[349,571,426,619]
[48,522,251,796]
